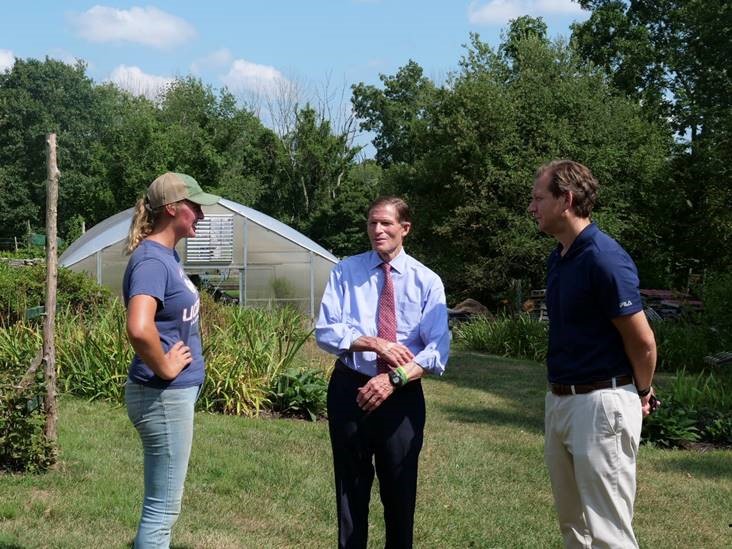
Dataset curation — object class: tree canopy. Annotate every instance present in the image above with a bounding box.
[573,0,732,279]
[1,8,728,305]
[353,24,671,303]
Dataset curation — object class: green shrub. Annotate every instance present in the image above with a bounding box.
[702,272,732,348]
[454,314,548,363]
[0,263,111,325]
[0,245,45,259]
[268,368,328,421]
[642,404,701,448]
[651,320,715,372]
[643,370,732,447]
[703,415,732,445]
[0,323,54,472]
[200,302,313,416]
[0,388,54,473]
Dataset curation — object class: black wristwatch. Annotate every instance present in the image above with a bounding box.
[637,386,652,398]
[388,369,406,388]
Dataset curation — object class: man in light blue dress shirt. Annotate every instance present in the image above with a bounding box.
[316,196,450,549]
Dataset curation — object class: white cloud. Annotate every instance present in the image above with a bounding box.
[536,0,585,14]
[221,58,289,95]
[47,48,82,67]
[0,49,15,72]
[71,5,196,49]
[108,65,174,100]
[190,48,233,75]
[468,0,584,25]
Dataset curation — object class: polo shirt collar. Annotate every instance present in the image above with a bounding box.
[368,248,407,274]
[558,222,598,260]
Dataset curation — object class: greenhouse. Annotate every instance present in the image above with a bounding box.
[59,199,339,317]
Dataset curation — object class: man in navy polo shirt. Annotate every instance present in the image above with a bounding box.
[528,160,658,548]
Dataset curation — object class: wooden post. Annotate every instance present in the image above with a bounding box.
[43,132,60,458]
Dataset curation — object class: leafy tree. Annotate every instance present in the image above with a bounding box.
[0,58,115,238]
[352,61,439,168]
[258,105,361,238]
[353,24,671,304]
[573,0,732,279]
[158,77,274,205]
[305,160,383,257]
[95,84,171,210]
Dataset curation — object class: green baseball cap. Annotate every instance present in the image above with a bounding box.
[147,172,220,208]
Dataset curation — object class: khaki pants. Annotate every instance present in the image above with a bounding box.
[545,384,642,548]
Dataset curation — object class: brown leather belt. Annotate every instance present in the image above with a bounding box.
[550,375,634,396]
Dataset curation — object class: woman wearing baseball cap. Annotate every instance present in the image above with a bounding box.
[123,172,219,548]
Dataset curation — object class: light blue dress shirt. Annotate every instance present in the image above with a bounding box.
[316,249,450,377]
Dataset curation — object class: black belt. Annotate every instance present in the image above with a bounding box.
[550,375,634,396]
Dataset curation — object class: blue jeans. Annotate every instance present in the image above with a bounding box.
[125,382,200,549]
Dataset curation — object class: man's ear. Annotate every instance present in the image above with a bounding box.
[564,191,574,213]
[401,222,412,236]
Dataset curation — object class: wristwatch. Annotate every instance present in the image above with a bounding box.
[388,369,406,388]
[637,386,652,398]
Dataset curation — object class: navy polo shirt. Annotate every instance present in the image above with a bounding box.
[545,223,642,384]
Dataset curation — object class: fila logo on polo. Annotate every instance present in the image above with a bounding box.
[619,300,633,308]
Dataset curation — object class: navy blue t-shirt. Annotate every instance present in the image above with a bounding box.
[123,239,204,388]
[545,223,642,384]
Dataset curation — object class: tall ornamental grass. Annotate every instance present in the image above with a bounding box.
[56,302,131,402]
[199,301,313,416]
[0,294,320,418]
[454,314,548,363]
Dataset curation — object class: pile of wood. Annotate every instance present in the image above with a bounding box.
[640,289,703,320]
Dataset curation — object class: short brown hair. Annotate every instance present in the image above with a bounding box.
[367,196,412,224]
[536,160,599,218]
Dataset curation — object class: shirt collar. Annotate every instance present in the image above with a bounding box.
[368,248,407,274]
[558,222,597,259]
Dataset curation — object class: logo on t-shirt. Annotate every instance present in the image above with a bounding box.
[179,268,200,325]
[619,300,633,308]
[183,299,200,325]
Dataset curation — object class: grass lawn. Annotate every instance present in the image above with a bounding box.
[1,351,731,548]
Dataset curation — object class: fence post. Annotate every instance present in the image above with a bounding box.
[42,132,60,460]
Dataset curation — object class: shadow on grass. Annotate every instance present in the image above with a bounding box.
[432,350,547,433]
[440,403,544,433]
[651,452,732,480]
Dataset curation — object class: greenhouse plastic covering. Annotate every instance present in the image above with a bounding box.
[59,199,339,317]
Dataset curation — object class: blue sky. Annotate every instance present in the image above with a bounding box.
[1,1,589,143]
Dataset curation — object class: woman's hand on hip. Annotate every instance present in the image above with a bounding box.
[164,341,193,379]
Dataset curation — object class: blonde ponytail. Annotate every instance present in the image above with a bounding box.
[126,197,158,254]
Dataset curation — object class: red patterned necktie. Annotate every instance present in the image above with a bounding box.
[377,262,397,373]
